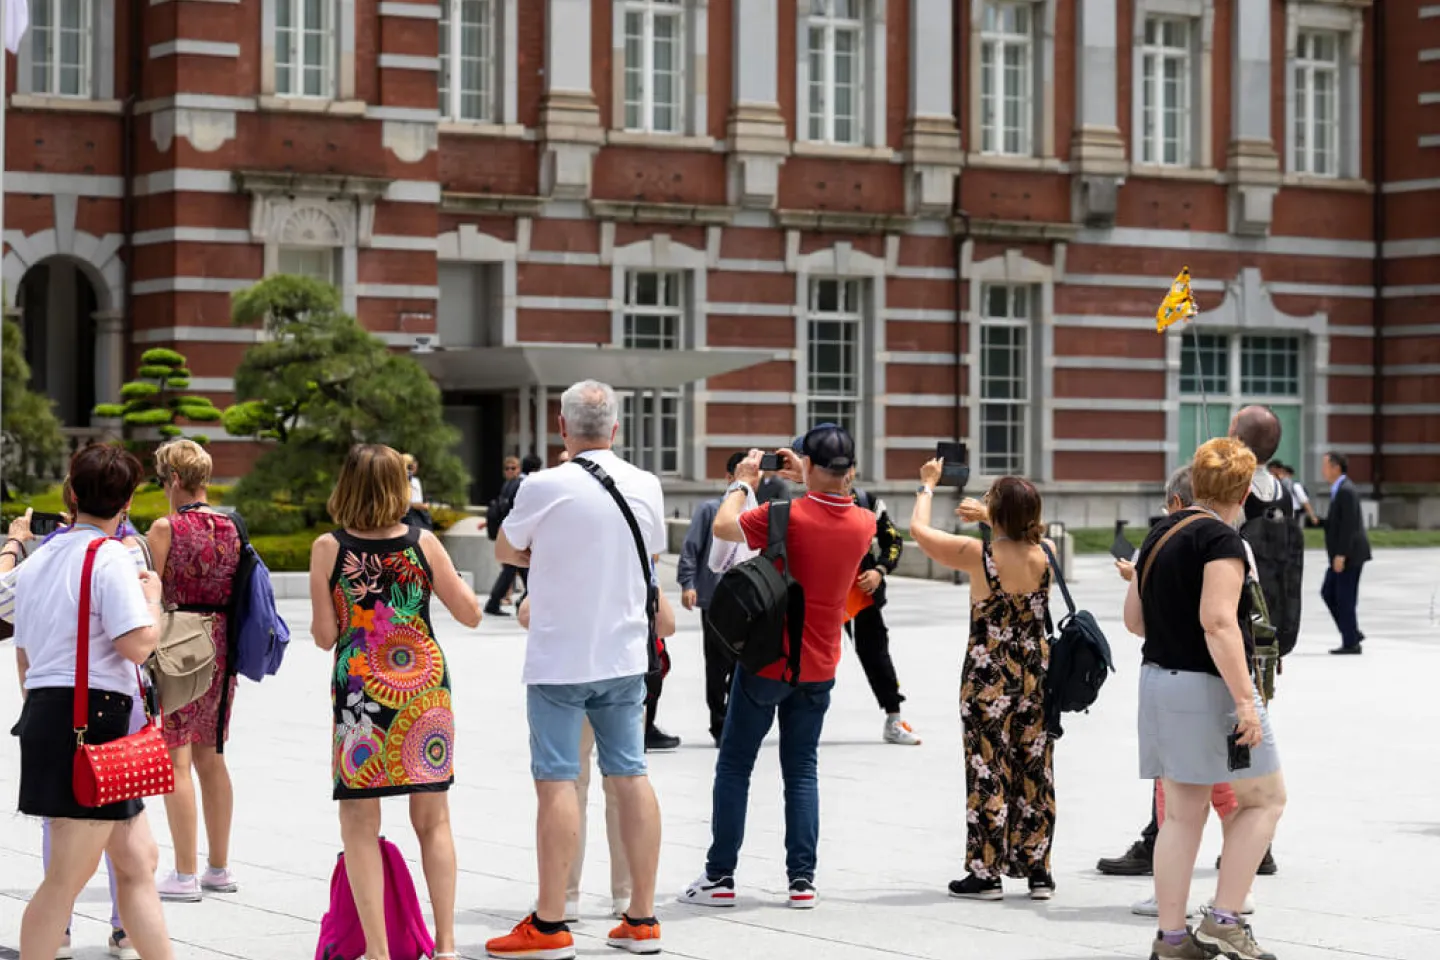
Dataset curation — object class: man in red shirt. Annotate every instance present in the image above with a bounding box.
[677,424,875,911]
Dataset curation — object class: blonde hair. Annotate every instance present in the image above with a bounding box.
[328,444,411,531]
[1190,437,1257,505]
[402,453,417,471]
[155,438,213,492]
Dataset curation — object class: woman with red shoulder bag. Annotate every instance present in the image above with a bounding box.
[11,444,175,960]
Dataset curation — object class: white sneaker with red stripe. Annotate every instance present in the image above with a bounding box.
[788,879,817,909]
[884,715,921,746]
[678,872,737,907]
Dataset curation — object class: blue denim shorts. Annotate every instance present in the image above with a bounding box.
[526,675,647,781]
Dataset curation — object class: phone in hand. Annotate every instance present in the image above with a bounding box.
[1226,727,1252,772]
[758,452,782,472]
[28,512,64,538]
[934,442,970,488]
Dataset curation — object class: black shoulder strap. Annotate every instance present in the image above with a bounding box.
[573,457,660,662]
[1040,541,1076,618]
[766,501,804,685]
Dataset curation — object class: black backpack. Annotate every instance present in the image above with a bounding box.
[1239,480,1304,657]
[1040,542,1114,738]
[486,476,519,542]
[707,501,804,684]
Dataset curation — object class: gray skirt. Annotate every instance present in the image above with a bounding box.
[1138,663,1281,785]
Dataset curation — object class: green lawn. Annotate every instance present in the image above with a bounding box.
[1066,526,1440,554]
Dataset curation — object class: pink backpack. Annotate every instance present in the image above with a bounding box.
[316,838,436,960]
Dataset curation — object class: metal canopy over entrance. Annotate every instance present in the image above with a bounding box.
[416,344,779,391]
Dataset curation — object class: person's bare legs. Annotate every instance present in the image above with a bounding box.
[162,744,199,876]
[608,775,659,919]
[1153,780,1211,933]
[339,799,390,960]
[20,819,110,960]
[409,793,457,955]
[568,724,596,905]
[601,772,631,906]
[535,780,581,922]
[191,746,234,871]
[1214,772,1286,914]
[106,812,173,960]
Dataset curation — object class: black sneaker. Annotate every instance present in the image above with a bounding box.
[645,726,680,752]
[1216,846,1278,875]
[1098,839,1154,876]
[484,603,511,617]
[1028,871,1056,901]
[948,874,1002,901]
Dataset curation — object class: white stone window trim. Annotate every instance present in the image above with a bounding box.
[961,243,1057,483]
[261,0,357,103]
[969,0,1056,161]
[1130,0,1215,172]
[795,0,887,151]
[438,0,520,131]
[1283,1,1364,182]
[437,223,520,345]
[790,240,887,479]
[611,0,707,140]
[254,199,367,315]
[16,0,114,101]
[609,236,709,478]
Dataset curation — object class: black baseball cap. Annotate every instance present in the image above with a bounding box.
[792,422,855,472]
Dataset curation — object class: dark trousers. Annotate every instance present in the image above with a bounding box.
[701,610,736,740]
[847,604,904,715]
[1321,563,1364,649]
[487,564,523,609]
[1141,784,1160,846]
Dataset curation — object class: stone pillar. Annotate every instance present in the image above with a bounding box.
[92,310,126,425]
[726,0,789,209]
[534,386,548,459]
[1227,0,1280,236]
[518,384,533,458]
[1070,0,1127,227]
[903,0,963,218]
[540,0,604,199]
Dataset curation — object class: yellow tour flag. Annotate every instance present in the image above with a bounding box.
[1156,266,1199,332]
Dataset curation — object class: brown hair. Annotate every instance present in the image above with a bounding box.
[1190,437,1257,505]
[986,476,1045,545]
[155,438,213,492]
[69,444,144,519]
[328,444,411,531]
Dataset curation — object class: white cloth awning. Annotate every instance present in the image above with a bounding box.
[416,345,779,391]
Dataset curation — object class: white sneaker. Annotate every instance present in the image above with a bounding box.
[156,871,202,902]
[611,898,628,920]
[788,879,817,909]
[1203,893,1256,915]
[55,933,73,960]
[677,872,737,907]
[883,716,922,745]
[531,898,581,923]
[1131,896,1196,918]
[201,866,238,893]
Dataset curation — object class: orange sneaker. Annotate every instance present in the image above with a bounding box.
[606,915,662,954]
[484,914,576,959]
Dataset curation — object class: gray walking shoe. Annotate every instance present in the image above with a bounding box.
[1194,913,1277,960]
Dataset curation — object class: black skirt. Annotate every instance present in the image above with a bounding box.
[14,687,144,822]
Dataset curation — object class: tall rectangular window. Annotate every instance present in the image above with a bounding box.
[618,271,684,475]
[1240,336,1301,397]
[978,284,1031,476]
[1138,16,1191,166]
[276,0,333,98]
[623,0,683,134]
[805,0,862,145]
[278,247,338,285]
[806,278,863,440]
[979,2,1033,157]
[440,0,494,122]
[30,0,91,97]
[1293,30,1340,177]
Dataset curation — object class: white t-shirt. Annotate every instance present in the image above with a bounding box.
[409,476,424,504]
[15,534,152,694]
[1291,480,1310,510]
[502,448,665,685]
[708,485,760,573]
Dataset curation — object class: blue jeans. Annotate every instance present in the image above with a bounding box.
[705,667,834,882]
[527,675,648,781]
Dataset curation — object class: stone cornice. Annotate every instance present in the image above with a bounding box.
[439,192,548,216]
[775,209,915,235]
[960,218,1080,242]
[233,170,392,201]
[588,200,735,226]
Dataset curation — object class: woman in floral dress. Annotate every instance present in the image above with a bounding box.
[309,444,482,960]
[909,464,1057,902]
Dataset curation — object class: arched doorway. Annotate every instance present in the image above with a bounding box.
[16,257,103,428]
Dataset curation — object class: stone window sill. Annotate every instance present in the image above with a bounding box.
[1282,173,1373,193]
[9,94,122,114]
[1128,164,1223,183]
[258,95,366,117]
[791,140,896,162]
[965,153,1067,173]
[439,121,530,140]
[607,130,720,152]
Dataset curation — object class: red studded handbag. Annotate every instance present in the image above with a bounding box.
[72,538,176,808]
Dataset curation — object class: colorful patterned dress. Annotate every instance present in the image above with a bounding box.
[960,541,1056,879]
[163,508,242,749]
[329,527,453,800]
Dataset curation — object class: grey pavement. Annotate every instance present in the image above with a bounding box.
[2,548,1438,960]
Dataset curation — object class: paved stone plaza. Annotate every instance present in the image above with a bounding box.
[2,548,1437,960]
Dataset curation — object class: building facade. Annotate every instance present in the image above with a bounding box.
[4,0,1437,523]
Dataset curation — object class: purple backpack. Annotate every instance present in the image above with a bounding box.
[316,838,436,960]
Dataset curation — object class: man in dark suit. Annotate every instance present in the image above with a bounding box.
[1320,451,1371,654]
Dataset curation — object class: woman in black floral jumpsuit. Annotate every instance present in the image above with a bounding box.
[910,464,1056,901]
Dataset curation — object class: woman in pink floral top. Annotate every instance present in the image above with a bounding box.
[147,439,243,903]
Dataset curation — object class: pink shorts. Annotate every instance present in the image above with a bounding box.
[1155,779,1239,825]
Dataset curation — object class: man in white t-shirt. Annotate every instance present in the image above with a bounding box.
[488,379,665,958]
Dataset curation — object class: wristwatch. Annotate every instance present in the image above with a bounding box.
[916,486,934,496]
[725,481,750,498]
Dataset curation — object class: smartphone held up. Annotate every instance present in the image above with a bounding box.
[934,442,970,490]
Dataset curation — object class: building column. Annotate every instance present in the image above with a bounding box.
[518,385,533,459]
[903,0,963,218]
[540,0,603,199]
[726,0,789,209]
[648,389,662,474]
[1227,0,1281,236]
[534,386,548,459]
[92,311,126,414]
[1070,0,1127,227]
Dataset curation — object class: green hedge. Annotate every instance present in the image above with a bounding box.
[2,484,232,529]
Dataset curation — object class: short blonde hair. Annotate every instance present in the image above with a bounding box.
[328,444,411,531]
[1190,437,1257,506]
[155,438,213,492]
[402,453,417,470]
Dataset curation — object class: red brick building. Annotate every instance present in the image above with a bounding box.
[4,0,1437,522]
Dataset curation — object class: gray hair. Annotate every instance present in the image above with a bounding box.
[560,379,619,442]
[1165,465,1194,508]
